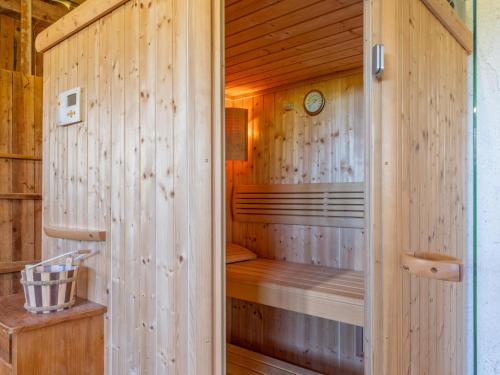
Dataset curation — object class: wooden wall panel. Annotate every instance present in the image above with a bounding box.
[226,73,364,375]
[0,69,42,297]
[40,0,221,374]
[370,0,469,374]
[400,1,467,374]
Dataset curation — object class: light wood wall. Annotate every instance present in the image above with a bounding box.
[400,1,467,374]
[40,0,221,373]
[370,0,469,373]
[226,73,365,375]
[0,69,42,296]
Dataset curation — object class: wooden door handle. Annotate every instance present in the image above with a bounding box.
[400,251,463,282]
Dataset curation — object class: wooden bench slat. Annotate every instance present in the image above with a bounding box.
[235,203,364,211]
[234,214,364,228]
[227,258,364,326]
[234,182,364,193]
[227,344,322,375]
[232,183,365,228]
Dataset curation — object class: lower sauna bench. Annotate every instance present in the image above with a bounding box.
[227,344,321,375]
[226,258,364,327]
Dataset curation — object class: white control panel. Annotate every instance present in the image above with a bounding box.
[58,87,81,126]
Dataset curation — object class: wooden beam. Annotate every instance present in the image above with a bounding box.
[421,0,473,54]
[0,193,42,200]
[35,0,128,52]
[20,0,32,75]
[0,0,68,24]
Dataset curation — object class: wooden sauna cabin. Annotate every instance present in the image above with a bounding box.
[33,0,472,373]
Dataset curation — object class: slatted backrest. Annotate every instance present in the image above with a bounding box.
[232,183,365,228]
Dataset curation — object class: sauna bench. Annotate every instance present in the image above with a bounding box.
[0,293,106,375]
[226,259,364,327]
[227,344,321,375]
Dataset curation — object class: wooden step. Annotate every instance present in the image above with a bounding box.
[227,344,322,375]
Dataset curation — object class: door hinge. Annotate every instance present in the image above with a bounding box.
[372,44,384,79]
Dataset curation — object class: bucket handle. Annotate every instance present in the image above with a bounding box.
[25,249,98,270]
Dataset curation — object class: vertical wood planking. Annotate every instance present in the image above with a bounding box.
[373,0,469,373]
[172,0,189,371]
[41,50,51,264]
[98,12,112,371]
[0,15,15,70]
[0,69,42,296]
[188,0,213,370]
[34,72,43,261]
[11,73,34,264]
[66,32,78,248]
[226,73,365,375]
[45,42,57,263]
[39,0,221,372]
[0,69,13,295]
[139,0,157,372]
[110,6,125,374]
[23,76,35,261]
[0,70,13,266]
[155,0,174,372]
[404,2,466,374]
[59,38,69,256]
[85,20,101,304]
[212,0,224,369]
[76,24,89,299]
[123,1,141,373]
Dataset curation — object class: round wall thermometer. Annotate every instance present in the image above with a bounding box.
[303,89,325,116]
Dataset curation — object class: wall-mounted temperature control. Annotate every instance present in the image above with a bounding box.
[58,87,81,126]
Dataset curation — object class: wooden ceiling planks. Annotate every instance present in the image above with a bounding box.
[225,0,364,98]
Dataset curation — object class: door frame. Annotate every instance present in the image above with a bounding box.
[364,0,377,373]
[366,1,473,374]
[366,0,405,373]
[213,0,380,374]
[212,0,225,374]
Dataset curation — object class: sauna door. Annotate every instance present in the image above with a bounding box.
[368,0,472,374]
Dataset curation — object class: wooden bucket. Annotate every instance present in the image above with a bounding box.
[21,249,93,314]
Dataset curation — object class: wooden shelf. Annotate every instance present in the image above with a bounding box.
[0,193,42,200]
[0,260,40,275]
[0,152,42,161]
[227,258,364,327]
[0,294,106,374]
[227,344,320,375]
[401,251,463,282]
[44,226,107,242]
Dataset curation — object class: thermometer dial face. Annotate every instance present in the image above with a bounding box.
[303,90,325,116]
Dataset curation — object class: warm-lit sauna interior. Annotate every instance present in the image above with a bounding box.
[224,1,365,374]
